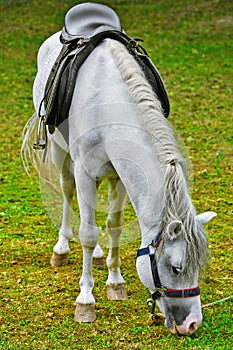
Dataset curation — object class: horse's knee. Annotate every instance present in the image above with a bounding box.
[79,223,99,248]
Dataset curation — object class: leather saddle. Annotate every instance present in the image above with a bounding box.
[61,2,122,42]
[43,3,170,136]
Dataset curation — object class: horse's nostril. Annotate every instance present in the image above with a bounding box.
[174,320,200,336]
[188,322,198,334]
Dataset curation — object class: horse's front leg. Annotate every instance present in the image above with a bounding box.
[50,151,75,267]
[106,177,127,300]
[74,167,99,322]
[75,244,97,322]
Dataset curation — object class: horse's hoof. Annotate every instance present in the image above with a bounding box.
[50,252,69,267]
[107,283,127,300]
[74,303,96,322]
[93,256,104,269]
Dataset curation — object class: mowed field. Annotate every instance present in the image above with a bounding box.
[0,0,232,349]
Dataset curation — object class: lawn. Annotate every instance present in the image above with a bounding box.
[0,0,232,349]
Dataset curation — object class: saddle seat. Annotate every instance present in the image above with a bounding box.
[61,2,122,43]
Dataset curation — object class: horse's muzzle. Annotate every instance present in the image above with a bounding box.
[168,313,202,336]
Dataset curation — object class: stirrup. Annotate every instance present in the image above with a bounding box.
[33,116,47,150]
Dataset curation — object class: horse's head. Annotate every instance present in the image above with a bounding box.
[136,211,216,336]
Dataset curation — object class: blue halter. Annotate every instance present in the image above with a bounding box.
[137,229,200,315]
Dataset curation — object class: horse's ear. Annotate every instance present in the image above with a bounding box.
[197,211,217,225]
[166,220,182,240]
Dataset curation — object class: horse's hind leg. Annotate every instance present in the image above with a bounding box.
[106,177,127,300]
[51,152,75,267]
[74,166,99,322]
[93,243,104,269]
[92,179,104,269]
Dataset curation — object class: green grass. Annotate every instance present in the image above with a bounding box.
[0,0,232,349]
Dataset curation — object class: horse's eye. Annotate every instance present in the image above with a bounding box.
[172,265,181,275]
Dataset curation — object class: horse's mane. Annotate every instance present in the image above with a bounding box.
[110,41,209,276]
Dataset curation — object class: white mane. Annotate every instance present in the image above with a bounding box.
[110,41,209,274]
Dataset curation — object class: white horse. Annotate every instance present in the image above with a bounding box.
[22,28,216,335]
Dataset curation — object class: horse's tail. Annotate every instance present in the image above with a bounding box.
[21,113,65,198]
[21,113,49,177]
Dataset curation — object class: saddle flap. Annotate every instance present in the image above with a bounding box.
[61,3,122,43]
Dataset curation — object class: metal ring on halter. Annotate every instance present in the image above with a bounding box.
[153,286,167,298]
